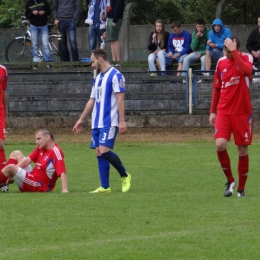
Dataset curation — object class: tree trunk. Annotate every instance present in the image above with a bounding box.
[215,0,229,20]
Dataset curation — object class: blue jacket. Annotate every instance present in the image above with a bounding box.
[207,18,232,51]
[167,30,191,56]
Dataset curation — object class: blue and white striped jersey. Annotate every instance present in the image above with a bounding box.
[90,66,126,129]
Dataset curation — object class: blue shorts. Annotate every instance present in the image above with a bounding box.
[90,127,118,149]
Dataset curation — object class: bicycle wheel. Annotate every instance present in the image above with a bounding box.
[5,38,32,62]
[48,35,61,62]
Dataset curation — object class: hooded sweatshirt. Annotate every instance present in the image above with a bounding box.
[206,18,232,51]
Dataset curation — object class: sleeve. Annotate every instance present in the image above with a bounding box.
[163,32,170,51]
[112,0,125,23]
[180,32,191,56]
[90,78,96,99]
[113,73,125,93]
[190,31,198,51]
[28,147,40,163]
[246,30,255,53]
[147,32,156,51]
[210,87,221,113]
[232,50,253,76]
[25,3,34,19]
[167,34,175,53]
[73,0,81,20]
[53,148,66,176]
[44,0,51,16]
[206,30,213,50]
[1,67,8,91]
[52,0,58,20]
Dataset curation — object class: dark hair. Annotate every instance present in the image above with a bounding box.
[230,36,240,49]
[36,129,54,141]
[92,49,108,61]
[154,19,166,49]
[171,21,181,29]
[196,19,205,25]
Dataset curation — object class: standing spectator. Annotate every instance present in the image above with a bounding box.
[147,19,170,76]
[25,0,52,63]
[52,0,81,62]
[209,37,253,198]
[246,16,260,63]
[166,21,191,76]
[0,129,68,193]
[85,0,107,56]
[181,19,209,79]
[106,0,125,65]
[205,18,232,71]
[0,65,8,185]
[73,49,131,193]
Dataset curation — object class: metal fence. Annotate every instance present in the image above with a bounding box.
[7,69,260,116]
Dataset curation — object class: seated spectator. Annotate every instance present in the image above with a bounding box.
[181,19,209,78]
[147,19,170,76]
[166,21,191,76]
[205,18,232,72]
[246,16,260,63]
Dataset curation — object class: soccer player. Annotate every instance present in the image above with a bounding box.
[209,37,253,198]
[0,129,68,193]
[72,48,131,193]
[0,65,8,172]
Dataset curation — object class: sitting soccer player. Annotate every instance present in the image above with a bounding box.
[0,129,68,193]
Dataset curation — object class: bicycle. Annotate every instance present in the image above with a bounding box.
[5,16,61,62]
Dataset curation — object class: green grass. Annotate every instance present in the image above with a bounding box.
[2,139,260,259]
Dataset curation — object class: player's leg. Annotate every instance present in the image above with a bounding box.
[99,127,131,192]
[215,113,235,197]
[233,113,253,197]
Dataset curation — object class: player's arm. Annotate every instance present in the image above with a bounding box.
[73,98,95,132]
[232,50,252,76]
[116,92,127,134]
[60,173,68,193]
[2,90,8,119]
[17,156,32,169]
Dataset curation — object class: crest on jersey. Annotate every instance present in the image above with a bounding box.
[119,79,125,89]
[215,79,219,84]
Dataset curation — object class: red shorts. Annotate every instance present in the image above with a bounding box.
[0,110,6,140]
[215,113,253,146]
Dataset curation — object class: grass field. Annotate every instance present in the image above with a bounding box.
[2,128,260,259]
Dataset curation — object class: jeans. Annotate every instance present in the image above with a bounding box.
[181,52,205,76]
[148,50,168,72]
[58,20,79,61]
[30,25,51,62]
[88,25,106,56]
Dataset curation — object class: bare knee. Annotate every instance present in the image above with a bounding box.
[9,150,24,161]
[216,138,227,151]
[238,145,248,156]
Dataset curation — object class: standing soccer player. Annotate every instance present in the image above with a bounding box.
[209,37,253,198]
[0,65,8,171]
[73,48,131,193]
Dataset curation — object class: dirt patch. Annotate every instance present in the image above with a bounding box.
[5,127,260,143]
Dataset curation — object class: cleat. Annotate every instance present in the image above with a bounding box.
[224,181,236,197]
[89,187,111,193]
[122,173,131,192]
[237,190,246,198]
[0,185,9,192]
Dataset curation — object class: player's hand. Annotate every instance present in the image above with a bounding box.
[72,120,83,132]
[33,10,39,15]
[224,38,236,52]
[38,11,45,15]
[118,121,127,134]
[62,189,69,193]
[209,113,216,126]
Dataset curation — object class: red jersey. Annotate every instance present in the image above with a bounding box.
[28,144,66,192]
[213,51,253,114]
[0,65,7,109]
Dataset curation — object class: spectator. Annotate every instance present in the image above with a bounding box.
[166,21,191,76]
[106,0,125,66]
[246,16,260,63]
[53,0,81,62]
[205,18,232,72]
[0,129,68,193]
[25,0,52,63]
[209,37,253,198]
[73,49,131,193]
[147,19,170,76]
[85,0,107,56]
[181,19,209,79]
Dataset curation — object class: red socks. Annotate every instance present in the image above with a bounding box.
[217,149,235,183]
[0,149,6,171]
[238,155,249,191]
